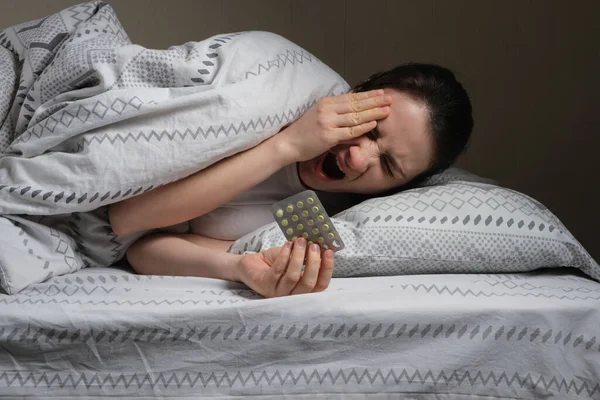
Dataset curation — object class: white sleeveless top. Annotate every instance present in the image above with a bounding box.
[188,163,308,240]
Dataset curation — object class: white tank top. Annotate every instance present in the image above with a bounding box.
[188,162,308,240]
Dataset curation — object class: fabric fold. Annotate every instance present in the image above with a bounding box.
[0,1,349,293]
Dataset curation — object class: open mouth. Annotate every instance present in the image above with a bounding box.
[320,152,345,180]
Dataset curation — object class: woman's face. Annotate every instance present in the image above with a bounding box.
[298,89,435,194]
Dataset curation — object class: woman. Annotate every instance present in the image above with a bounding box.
[108,63,473,298]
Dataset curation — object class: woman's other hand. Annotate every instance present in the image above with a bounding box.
[236,238,334,298]
[275,90,392,163]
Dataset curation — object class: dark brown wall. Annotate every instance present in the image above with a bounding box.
[2,0,598,260]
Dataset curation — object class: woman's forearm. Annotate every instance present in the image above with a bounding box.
[127,233,242,281]
[109,133,293,237]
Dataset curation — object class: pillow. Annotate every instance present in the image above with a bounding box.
[229,169,599,280]
[417,167,498,187]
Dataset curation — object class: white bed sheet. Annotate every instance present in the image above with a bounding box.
[1,266,599,399]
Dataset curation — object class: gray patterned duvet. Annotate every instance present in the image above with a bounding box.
[0,1,348,294]
[1,266,599,398]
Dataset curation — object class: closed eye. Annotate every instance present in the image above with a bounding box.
[382,155,395,178]
[367,129,395,178]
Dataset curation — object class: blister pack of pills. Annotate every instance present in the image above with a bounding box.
[271,190,345,252]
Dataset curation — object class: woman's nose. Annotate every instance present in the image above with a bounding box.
[347,144,370,173]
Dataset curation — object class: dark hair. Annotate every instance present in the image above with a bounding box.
[353,63,473,194]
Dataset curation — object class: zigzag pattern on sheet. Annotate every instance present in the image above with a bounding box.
[96,207,124,264]
[470,279,600,292]
[9,270,593,295]
[7,286,600,303]
[28,33,68,52]
[15,17,48,34]
[0,94,335,207]
[0,298,248,307]
[476,273,591,282]
[78,2,128,40]
[0,369,598,395]
[391,283,600,300]
[68,101,317,150]
[19,280,597,297]
[10,87,326,149]
[13,276,600,300]
[63,212,94,265]
[2,322,599,351]
[21,284,258,298]
[245,48,315,79]
[12,96,148,145]
[106,226,122,263]
[66,2,100,27]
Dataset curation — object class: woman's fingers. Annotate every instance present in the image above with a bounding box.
[332,91,392,114]
[264,240,334,297]
[329,89,385,105]
[274,238,307,296]
[312,249,335,293]
[336,106,391,128]
[291,243,321,295]
[329,91,391,134]
[336,120,378,141]
[265,241,292,287]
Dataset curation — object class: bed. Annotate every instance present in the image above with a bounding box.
[1,2,599,399]
[2,265,599,399]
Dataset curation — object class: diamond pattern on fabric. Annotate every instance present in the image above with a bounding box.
[0,2,350,295]
[245,48,315,79]
[2,261,599,398]
[231,178,599,281]
[12,96,149,145]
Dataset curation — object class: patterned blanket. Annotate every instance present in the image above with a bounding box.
[0,1,349,293]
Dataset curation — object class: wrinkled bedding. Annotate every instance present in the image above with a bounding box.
[1,3,599,399]
[0,265,598,398]
[0,1,348,293]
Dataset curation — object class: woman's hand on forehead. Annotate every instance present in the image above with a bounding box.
[271,90,392,164]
